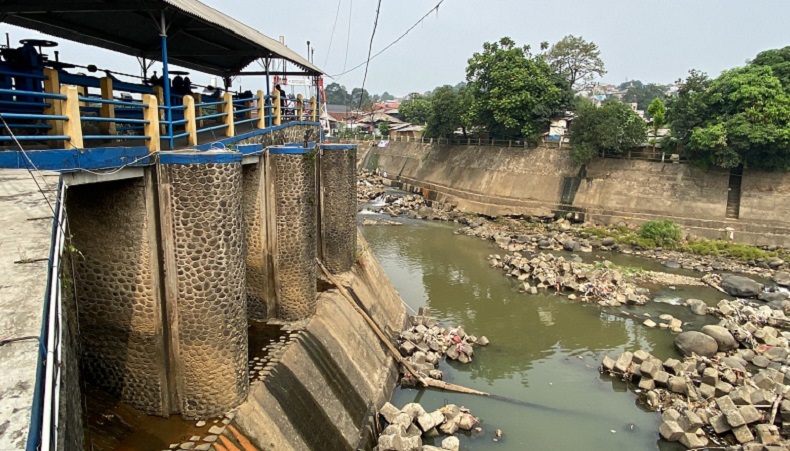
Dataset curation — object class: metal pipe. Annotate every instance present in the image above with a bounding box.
[161,12,174,149]
[264,58,271,127]
[40,181,66,451]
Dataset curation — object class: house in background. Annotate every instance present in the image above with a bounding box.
[389,123,424,139]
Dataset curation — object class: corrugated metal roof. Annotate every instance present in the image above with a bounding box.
[1,0,322,76]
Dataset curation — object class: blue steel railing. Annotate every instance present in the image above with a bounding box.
[0,89,70,142]
[78,95,151,141]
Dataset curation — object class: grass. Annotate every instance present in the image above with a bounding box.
[581,223,788,263]
[591,261,645,277]
[679,239,783,261]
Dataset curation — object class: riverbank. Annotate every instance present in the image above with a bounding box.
[367,141,790,247]
[359,169,788,285]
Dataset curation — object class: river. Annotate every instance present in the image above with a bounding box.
[361,217,727,450]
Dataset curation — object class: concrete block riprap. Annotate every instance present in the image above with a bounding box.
[319,144,357,274]
[270,145,317,321]
[160,152,248,418]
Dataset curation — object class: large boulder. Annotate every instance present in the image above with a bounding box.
[675,331,719,357]
[701,325,738,352]
[563,240,578,252]
[773,271,790,287]
[686,299,708,316]
[759,291,789,303]
[720,274,763,298]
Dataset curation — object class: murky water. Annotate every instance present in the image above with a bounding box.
[361,218,727,451]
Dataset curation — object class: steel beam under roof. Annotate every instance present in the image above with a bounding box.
[0,0,323,76]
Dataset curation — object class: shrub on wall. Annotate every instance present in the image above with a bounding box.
[638,220,683,249]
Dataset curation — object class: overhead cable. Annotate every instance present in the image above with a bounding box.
[333,0,447,79]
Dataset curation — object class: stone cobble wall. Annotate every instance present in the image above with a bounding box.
[165,161,249,418]
[320,147,357,273]
[242,163,272,321]
[238,124,320,148]
[58,260,84,451]
[66,178,169,415]
[273,153,317,321]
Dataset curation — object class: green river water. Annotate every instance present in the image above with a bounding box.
[361,217,728,451]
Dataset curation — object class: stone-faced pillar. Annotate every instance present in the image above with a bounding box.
[266,145,317,321]
[319,144,358,273]
[158,151,248,419]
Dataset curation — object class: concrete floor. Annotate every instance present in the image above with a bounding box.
[0,169,59,450]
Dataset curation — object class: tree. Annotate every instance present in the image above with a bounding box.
[380,91,395,101]
[350,87,372,109]
[324,82,349,105]
[569,99,647,164]
[399,97,431,125]
[666,69,711,144]
[751,46,790,91]
[424,85,468,139]
[378,121,390,137]
[672,65,790,170]
[647,97,666,149]
[544,35,606,92]
[465,37,574,142]
[622,82,669,112]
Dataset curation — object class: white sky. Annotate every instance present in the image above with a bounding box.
[2,0,789,96]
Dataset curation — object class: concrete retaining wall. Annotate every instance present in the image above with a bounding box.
[233,233,407,450]
[319,145,358,274]
[372,141,790,246]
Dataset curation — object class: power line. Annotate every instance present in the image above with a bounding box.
[342,0,354,74]
[333,0,447,79]
[323,0,344,69]
[358,0,382,109]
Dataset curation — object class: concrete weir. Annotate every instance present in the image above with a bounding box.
[233,234,407,450]
[1,126,406,448]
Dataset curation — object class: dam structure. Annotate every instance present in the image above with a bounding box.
[0,2,405,450]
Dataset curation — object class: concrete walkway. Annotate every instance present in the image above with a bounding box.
[0,169,59,450]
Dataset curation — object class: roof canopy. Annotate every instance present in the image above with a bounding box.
[0,0,323,76]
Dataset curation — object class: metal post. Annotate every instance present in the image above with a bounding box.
[160,12,174,149]
[264,58,271,127]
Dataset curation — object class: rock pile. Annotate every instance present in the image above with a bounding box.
[457,216,786,280]
[602,296,790,448]
[603,349,790,449]
[489,252,650,306]
[377,402,482,451]
[373,194,461,222]
[397,309,489,385]
[358,169,386,202]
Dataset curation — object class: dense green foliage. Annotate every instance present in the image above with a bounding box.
[751,46,790,90]
[669,63,790,170]
[464,37,574,142]
[324,82,349,105]
[569,99,647,164]
[544,35,606,92]
[399,97,431,125]
[378,121,390,137]
[638,220,683,248]
[620,81,669,112]
[323,82,390,108]
[423,85,469,138]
